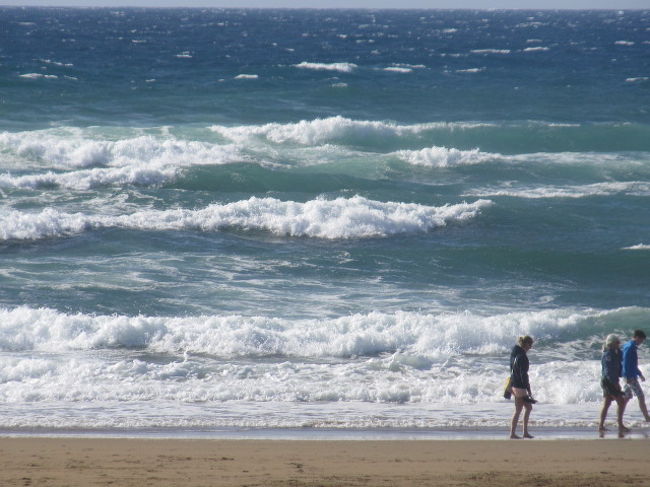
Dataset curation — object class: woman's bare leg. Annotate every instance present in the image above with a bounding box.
[599,396,612,433]
[616,396,629,437]
[510,397,524,439]
[522,403,533,438]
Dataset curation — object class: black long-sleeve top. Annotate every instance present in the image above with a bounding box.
[510,344,530,390]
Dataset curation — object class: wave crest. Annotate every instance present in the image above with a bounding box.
[0,131,243,189]
[210,116,479,146]
[294,61,358,73]
[394,146,498,167]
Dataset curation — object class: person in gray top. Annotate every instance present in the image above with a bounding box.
[598,334,629,438]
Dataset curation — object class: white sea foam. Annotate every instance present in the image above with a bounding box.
[509,151,638,165]
[38,58,73,67]
[0,131,239,169]
[516,21,547,29]
[614,40,635,46]
[0,166,179,191]
[470,49,511,54]
[625,77,649,83]
[444,150,644,170]
[0,306,641,414]
[623,244,650,250]
[393,146,498,167]
[19,73,58,79]
[383,66,412,73]
[234,74,258,79]
[0,197,493,241]
[391,63,426,69]
[463,181,650,199]
[0,306,616,358]
[294,61,358,73]
[523,46,550,52]
[0,131,243,189]
[456,67,485,73]
[210,116,491,146]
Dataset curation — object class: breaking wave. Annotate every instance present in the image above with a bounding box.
[394,146,498,167]
[0,305,634,357]
[0,306,645,409]
[210,116,490,146]
[0,196,493,241]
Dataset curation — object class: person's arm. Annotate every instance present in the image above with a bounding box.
[632,346,643,379]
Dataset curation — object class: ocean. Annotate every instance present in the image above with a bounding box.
[1,7,650,436]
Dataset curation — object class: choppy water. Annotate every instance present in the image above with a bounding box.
[1,7,650,432]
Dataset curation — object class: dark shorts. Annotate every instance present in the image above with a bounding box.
[625,377,645,399]
[601,377,624,398]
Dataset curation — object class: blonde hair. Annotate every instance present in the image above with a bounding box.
[603,334,620,351]
[517,335,534,347]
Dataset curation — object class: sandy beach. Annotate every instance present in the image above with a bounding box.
[1,437,649,487]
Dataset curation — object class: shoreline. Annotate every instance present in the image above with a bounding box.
[1,437,649,487]
[2,425,649,440]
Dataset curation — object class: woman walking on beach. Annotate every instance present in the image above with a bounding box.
[598,334,629,438]
[509,335,535,439]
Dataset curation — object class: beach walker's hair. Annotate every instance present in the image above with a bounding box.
[633,329,647,340]
[604,334,620,351]
[518,335,534,347]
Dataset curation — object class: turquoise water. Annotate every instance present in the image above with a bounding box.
[1,8,649,431]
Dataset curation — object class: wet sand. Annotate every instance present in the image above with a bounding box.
[1,437,649,486]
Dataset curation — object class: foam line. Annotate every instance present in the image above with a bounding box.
[0,197,493,241]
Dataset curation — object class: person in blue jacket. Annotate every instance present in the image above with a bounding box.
[509,335,535,439]
[598,334,629,437]
[622,329,650,422]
